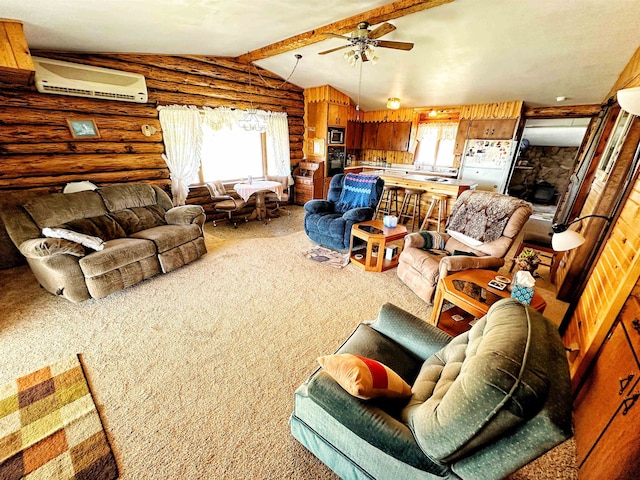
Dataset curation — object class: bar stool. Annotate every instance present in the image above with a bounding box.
[375,185,400,219]
[420,193,449,232]
[398,188,424,231]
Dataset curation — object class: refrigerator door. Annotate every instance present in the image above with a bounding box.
[459,167,506,192]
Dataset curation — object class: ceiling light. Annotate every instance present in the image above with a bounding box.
[387,98,401,110]
[556,96,567,102]
[428,109,438,117]
[618,86,640,115]
[238,61,266,132]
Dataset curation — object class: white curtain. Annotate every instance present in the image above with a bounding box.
[202,106,239,131]
[414,122,459,167]
[264,111,293,186]
[158,105,203,205]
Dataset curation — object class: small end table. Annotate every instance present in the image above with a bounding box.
[430,269,547,336]
[349,220,407,272]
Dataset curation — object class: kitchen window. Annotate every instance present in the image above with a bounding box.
[413,122,458,169]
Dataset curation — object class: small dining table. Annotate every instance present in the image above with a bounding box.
[233,180,282,223]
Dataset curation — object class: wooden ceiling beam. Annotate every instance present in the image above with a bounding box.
[235,0,453,63]
[524,104,602,119]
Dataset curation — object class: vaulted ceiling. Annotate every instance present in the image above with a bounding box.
[2,0,640,111]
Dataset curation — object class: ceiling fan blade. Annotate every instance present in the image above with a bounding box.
[361,51,369,62]
[369,22,396,39]
[318,45,351,55]
[376,40,414,51]
[322,32,351,40]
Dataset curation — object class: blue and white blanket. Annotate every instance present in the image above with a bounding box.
[335,174,379,213]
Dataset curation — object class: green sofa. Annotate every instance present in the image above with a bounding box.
[2,183,206,303]
[290,299,573,479]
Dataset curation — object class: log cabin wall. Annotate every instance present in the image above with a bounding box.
[0,52,304,268]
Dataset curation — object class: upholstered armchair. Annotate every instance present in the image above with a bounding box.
[397,190,532,304]
[304,173,384,251]
[290,299,573,480]
[205,181,252,228]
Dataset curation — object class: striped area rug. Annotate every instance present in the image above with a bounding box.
[0,355,118,480]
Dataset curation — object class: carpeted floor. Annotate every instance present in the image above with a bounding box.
[0,206,577,479]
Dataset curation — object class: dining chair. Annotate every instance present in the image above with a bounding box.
[265,175,291,216]
[205,181,251,228]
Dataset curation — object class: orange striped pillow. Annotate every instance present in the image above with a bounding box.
[318,353,412,400]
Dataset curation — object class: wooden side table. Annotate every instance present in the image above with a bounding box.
[349,220,407,272]
[430,269,547,336]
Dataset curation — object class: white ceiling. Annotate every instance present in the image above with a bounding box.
[3,0,640,112]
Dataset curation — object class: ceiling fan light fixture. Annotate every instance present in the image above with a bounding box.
[387,97,401,110]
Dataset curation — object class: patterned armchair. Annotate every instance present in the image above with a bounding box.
[397,190,532,304]
[304,173,384,251]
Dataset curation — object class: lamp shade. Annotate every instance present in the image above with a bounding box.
[552,229,586,251]
[387,98,401,110]
[617,86,640,116]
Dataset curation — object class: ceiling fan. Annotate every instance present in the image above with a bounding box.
[319,22,414,62]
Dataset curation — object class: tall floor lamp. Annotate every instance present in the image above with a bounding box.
[551,214,612,251]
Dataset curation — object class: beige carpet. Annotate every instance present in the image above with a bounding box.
[0,206,577,479]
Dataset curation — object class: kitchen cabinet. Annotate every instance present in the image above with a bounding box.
[327,103,348,127]
[0,20,35,85]
[454,120,470,155]
[361,123,378,150]
[361,121,412,151]
[467,119,517,139]
[346,121,363,150]
[573,296,640,479]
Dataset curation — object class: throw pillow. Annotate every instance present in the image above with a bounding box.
[42,227,105,251]
[317,353,412,400]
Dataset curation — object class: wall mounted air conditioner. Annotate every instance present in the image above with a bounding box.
[32,56,148,103]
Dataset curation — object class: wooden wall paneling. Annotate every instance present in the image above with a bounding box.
[459,101,523,119]
[556,116,640,301]
[565,168,640,390]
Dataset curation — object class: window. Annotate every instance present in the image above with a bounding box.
[413,122,458,169]
[596,109,632,180]
[194,123,265,184]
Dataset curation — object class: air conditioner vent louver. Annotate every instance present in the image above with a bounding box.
[33,56,148,103]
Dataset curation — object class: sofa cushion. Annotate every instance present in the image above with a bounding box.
[110,205,167,235]
[130,224,201,253]
[54,215,127,241]
[98,183,159,211]
[318,354,412,400]
[79,238,157,278]
[23,190,107,229]
[402,299,552,462]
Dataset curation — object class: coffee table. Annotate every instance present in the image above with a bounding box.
[430,269,547,336]
[349,220,407,272]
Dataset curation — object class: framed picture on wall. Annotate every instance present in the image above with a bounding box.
[67,119,100,139]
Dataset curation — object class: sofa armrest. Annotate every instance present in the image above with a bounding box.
[438,255,505,279]
[342,207,374,222]
[404,231,451,249]
[165,205,205,226]
[304,200,334,214]
[370,303,452,361]
[19,238,85,259]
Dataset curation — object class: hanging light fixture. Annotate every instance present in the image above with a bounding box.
[386,98,401,110]
[618,86,640,115]
[238,62,266,133]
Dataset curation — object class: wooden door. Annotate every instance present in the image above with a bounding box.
[361,122,378,149]
[346,121,363,149]
[454,120,470,155]
[573,320,639,464]
[375,122,395,150]
[390,122,412,151]
[491,119,517,139]
[327,103,348,126]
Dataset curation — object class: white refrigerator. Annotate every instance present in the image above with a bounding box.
[458,139,515,192]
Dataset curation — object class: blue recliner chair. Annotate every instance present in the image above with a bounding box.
[304,173,384,251]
